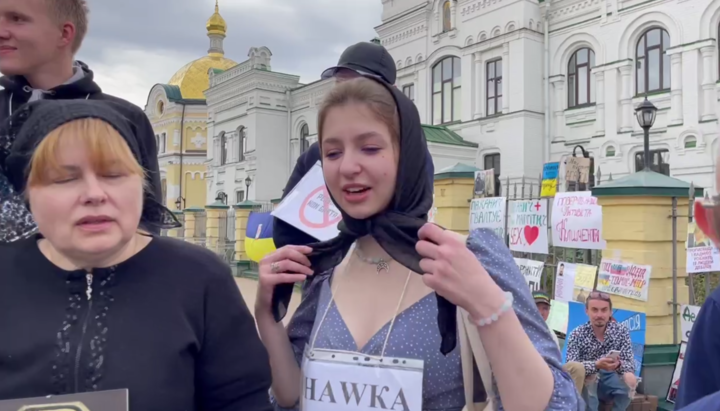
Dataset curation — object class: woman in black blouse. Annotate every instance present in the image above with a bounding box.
[0,100,272,411]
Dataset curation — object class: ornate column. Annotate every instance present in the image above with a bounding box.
[618,64,633,132]
[701,46,717,121]
[474,52,483,119]
[669,53,683,125]
[550,76,565,140]
[502,43,510,113]
[595,70,605,135]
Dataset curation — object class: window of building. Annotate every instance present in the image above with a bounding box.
[442,1,451,32]
[484,153,501,196]
[568,48,595,107]
[238,127,246,162]
[635,148,670,175]
[606,146,616,157]
[159,132,166,153]
[402,84,415,101]
[161,179,167,203]
[486,59,502,116]
[300,123,310,153]
[432,56,462,124]
[636,28,670,95]
[236,190,245,204]
[684,135,697,149]
[219,131,227,165]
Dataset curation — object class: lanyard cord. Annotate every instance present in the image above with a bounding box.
[310,244,412,359]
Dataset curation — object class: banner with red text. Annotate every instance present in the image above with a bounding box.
[508,199,549,254]
[686,221,720,273]
[551,192,605,250]
[596,259,652,302]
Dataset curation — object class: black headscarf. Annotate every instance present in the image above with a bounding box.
[0,99,180,243]
[271,78,457,355]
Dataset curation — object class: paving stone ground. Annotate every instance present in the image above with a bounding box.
[234,277,301,324]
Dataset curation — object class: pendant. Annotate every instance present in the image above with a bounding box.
[376,260,389,274]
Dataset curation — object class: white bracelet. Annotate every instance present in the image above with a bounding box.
[469,291,514,327]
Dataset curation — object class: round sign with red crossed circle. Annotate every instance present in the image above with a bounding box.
[298,186,342,229]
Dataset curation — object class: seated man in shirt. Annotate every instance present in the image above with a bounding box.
[565,291,637,411]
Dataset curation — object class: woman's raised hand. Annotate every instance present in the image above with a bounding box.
[255,245,313,315]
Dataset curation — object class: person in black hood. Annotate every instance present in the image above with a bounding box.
[0,0,163,236]
[0,99,272,411]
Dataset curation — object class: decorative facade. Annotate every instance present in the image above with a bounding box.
[379,0,720,191]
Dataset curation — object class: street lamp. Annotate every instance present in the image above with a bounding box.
[175,196,185,210]
[244,176,252,200]
[635,97,658,170]
[215,192,228,205]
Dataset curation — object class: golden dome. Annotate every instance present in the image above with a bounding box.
[167,55,237,100]
[206,0,227,36]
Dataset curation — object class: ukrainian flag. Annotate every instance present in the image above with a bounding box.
[245,212,276,262]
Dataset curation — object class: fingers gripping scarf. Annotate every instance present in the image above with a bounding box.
[271,79,457,355]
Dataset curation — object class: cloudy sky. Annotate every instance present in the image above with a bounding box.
[78,0,383,109]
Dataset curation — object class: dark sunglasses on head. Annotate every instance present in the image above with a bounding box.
[588,291,611,300]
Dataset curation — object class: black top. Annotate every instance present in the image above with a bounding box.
[0,61,163,233]
[0,236,272,411]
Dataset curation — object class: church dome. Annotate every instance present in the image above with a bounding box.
[166,0,236,100]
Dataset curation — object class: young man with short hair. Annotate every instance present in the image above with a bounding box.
[0,0,163,227]
[565,292,637,411]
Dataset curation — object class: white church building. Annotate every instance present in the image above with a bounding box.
[202,0,720,203]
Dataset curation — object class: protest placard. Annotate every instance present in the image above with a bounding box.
[681,304,701,342]
[666,342,687,403]
[551,192,604,250]
[553,262,597,303]
[541,162,559,197]
[272,161,341,241]
[546,300,569,334]
[508,199,548,254]
[514,258,544,291]
[686,221,720,273]
[473,170,495,198]
[565,156,591,184]
[469,197,506,238]
[597,259,651,302]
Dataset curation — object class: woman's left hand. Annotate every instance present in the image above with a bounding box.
[416,223,505,317]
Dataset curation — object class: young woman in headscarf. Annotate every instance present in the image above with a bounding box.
[0,100,272,411]
[255,77,581,411]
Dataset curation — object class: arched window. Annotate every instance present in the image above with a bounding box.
[442,1,452,32]
[568,48,595,107]
[432,56,462,125]
[300,123,310,153]
[237,126,246,162]
[684,135,697,149]
[636,27,670,94]
[219,131,227,165]
[606,146,616,157]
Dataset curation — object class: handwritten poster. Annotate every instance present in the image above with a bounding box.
[666,342,687,403]
[681,304,701,342]
[473,170,495,198]
[514,258,545,291]
[469,197,506,239]
[686,221,720,273]
[508,199,549,254]
[546,300,569,334]
[565,156,591,184]
[596,259,652,302]
[551,192,605,250]
[553,262,597,303]
[541,162,559,197]
[272,161,341,241]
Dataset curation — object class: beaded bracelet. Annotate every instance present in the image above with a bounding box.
[469,291,514,327]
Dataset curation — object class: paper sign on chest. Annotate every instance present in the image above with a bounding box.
[551,192,605,250]
[272,161,342,241]
[508,199,548,254]
[301,350,423,411]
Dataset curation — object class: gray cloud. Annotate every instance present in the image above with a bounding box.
[78,0,382,106]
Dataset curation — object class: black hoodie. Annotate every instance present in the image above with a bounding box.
[0,61,163,232]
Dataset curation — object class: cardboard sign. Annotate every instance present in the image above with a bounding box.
[508,199,549,254]
[272,161,342,241]
[473,170,495,198]
[551,192,604,250]
[0,389,128,411]
[596,259,652,302]
[469,197,506,239]
[565,156,591,184]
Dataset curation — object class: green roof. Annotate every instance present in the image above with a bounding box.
[422,125,478,148]
[592,169,703,197]
[434,162,480,180]
[161,84,183,101]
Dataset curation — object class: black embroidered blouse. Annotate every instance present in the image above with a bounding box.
[0,235,272,411]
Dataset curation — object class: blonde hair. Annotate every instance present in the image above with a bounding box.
[45,0,89,53]
[318,77,400,146]
[27,118,146,187]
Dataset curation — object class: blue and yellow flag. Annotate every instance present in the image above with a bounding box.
[245,212,276,262]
